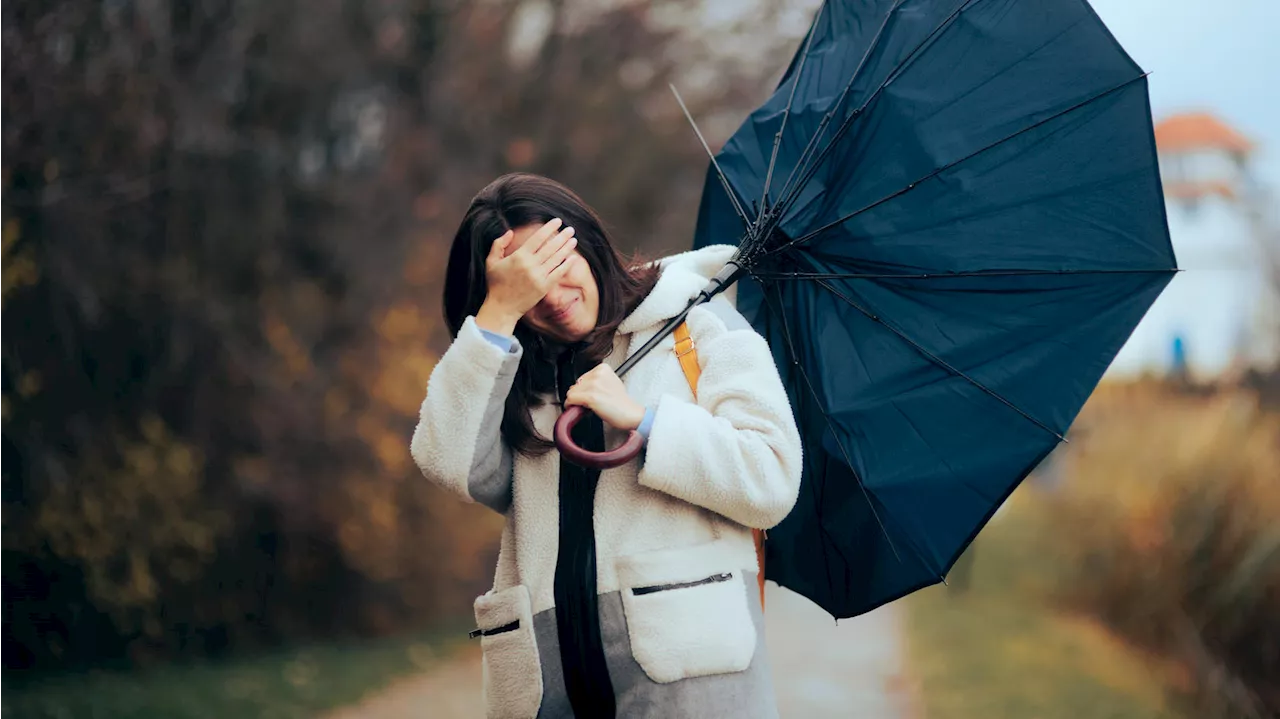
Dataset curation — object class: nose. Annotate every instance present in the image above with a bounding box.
[539,287,574,315]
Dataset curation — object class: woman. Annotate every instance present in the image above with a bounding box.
[411,173,802,718]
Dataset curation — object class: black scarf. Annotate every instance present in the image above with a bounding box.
[552,346,616,718]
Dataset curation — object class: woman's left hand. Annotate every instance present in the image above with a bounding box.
[564,364,646,431]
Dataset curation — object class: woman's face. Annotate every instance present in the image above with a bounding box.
[509,222,600,343]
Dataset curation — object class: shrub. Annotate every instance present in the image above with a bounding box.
[1041,383,1280,718]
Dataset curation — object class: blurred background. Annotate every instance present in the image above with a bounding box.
[2,1,1276,718]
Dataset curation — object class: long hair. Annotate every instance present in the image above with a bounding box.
[443,173,661,456]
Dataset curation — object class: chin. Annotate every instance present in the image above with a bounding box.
[563,323,592,343]
[540,310,596,344]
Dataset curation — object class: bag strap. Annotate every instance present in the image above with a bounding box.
[672,321,767,611]
[672,321,702,390]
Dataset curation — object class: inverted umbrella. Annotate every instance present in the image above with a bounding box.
[556,0,1176,619]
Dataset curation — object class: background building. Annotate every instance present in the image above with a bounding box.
[1109,111,1278,380]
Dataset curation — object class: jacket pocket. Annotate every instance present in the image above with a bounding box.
[616,539,757,684]
[472,585,543,718]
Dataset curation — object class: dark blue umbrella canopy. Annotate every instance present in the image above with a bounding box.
[690,0,1177,618]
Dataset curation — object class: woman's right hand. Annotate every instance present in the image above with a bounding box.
[475,218,578,335]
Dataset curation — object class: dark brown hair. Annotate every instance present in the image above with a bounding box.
[443,173,661,456]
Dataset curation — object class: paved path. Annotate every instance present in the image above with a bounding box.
[764,585,918,718]
[322,584,917,718]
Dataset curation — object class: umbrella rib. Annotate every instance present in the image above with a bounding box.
[757,276,910,572]
[759,1,828,216]
[775,3,1074,230]
[755,268,1177,281]
[775,72,1150,253]
[769,0,910,227]
[783,162,1160,245]
[670,84,753,231]
[815,277,1067,441]
[756,280,844,600]
[772,0,978,223]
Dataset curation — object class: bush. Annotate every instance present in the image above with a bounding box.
[1040,383,1280,718]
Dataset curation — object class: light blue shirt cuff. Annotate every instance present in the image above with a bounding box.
[637,406,656,442]
[479,328,518,354]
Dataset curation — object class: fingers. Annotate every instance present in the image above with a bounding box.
[565,367,616,406]
[566,371,600,401]
[542,233,578,270]
[563,369,637,430]
[534,225,576,264]
[589,364,614,379]
[546,250,575,283]
[488,230,514,260]
[516,218,564,257]
[564,384,588,409]
[586,364,617,381]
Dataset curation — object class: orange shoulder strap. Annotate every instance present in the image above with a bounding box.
[672,321,702,391]
[673,321,767,611]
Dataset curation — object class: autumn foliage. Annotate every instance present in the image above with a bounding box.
[1039,382,1280,717]
[2,0,793,670]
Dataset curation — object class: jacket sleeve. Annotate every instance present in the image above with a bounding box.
[410,315,521,514]
[637,301,803,530]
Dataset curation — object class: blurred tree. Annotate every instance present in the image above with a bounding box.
[3,0,798,670]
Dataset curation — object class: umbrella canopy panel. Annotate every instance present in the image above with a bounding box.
[693,0,1176,618]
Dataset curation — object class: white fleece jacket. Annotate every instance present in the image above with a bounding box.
[410,244,803,616]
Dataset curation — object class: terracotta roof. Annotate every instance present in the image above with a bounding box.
[1163,180,1236,201]
[1155,112,1255,154]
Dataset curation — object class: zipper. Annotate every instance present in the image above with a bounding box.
[469,620,519,639]
[632,572,734,596]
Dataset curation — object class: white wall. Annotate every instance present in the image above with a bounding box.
[1108,185,1271,379]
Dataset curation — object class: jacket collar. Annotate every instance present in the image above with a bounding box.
[617,244,737,336]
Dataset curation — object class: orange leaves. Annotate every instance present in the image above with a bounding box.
[370,301,439,418]
[2,217,40,299]
[505,138,537,168]
[34,415,224,637]
[337,476,406,583]
[263,312,314,381]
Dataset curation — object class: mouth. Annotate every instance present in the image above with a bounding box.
[548,298,578,324]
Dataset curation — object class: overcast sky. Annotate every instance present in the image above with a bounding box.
[1089,0,1280,189]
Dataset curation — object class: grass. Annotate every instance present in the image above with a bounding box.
[902,489,1189,719]
[2,618,472,719]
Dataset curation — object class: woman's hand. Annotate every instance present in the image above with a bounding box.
[565,364,646,431]
[476,219,577,335]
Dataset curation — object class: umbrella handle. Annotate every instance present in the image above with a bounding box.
[553,405,645,469]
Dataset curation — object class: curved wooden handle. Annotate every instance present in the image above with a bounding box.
[553,405,645,469]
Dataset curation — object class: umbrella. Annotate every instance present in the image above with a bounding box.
[557,0,1176,619]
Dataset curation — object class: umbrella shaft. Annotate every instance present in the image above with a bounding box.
[616,261,744,378]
